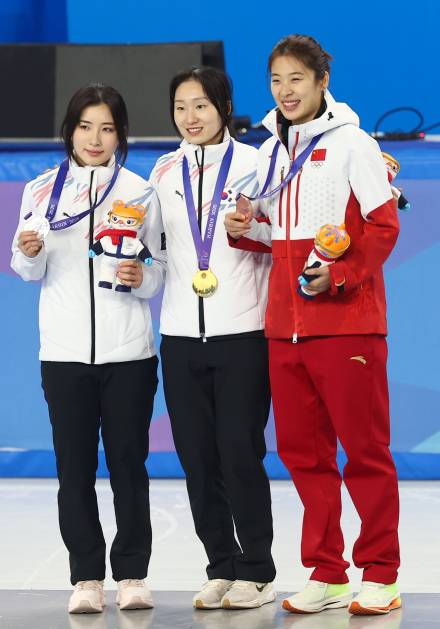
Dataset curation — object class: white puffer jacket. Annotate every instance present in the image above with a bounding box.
[11,158,166,364]
[150,131,271,339]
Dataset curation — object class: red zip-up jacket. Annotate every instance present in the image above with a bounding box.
[230,92,399,340]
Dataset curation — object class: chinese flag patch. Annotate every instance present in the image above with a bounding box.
[311,148,327,161]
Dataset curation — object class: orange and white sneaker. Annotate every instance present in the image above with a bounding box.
[68,580,105,614]
[116,579,154,610]
[349,582,401,615]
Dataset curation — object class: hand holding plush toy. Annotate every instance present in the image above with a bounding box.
[298,223,350,300]
[89,200,152,293]
[382,152,410,211]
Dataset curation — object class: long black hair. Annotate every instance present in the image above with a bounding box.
[61,83,129,164]
[169,67,235,138]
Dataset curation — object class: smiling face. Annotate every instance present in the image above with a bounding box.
[173,79,224,146]
[270,55,329,124]
[72,103,119,166]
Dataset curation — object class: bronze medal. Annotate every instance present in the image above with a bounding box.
[192,268,218,298]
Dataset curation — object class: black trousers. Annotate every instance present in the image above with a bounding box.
[161,334,276,583]
[41,357,158,585]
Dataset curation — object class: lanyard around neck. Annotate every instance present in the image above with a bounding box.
[182,140,234,270]
[45,159,120,231]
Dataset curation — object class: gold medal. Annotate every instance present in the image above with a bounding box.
[192,268,218,298]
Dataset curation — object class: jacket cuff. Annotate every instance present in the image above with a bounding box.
[132,264,155,299]
[14,246,47,276]
[227,232,272,253]
[226,218,272,253]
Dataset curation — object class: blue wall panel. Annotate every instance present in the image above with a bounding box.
[0,0,67,43]
[66,0,438,132]
[2,0,436,132]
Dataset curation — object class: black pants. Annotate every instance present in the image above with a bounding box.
[161,334,276,583]
[41,357,158,585]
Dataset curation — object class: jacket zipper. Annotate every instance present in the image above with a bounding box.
[195,147,207,342]
[88,170,97,363]
[278,166,285,227]
[288,132,300,342]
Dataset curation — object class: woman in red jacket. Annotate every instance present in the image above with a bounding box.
[226,34,401,617]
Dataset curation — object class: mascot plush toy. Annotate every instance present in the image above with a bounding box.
[89,200,152,292]
[382,151,410,211]
[298,223,350,299]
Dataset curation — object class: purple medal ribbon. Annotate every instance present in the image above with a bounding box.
[45,159,120,231]
[182,140,234,270]
[239,133,324,202]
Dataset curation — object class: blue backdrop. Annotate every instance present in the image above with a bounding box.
[0,1,438,478]
[1,139,439,479]
[0,0,437,133]
[0,0,67,42]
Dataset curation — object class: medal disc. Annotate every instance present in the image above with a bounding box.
[192,269,218,298]
[236,194,253,219]
[24,213,50,239]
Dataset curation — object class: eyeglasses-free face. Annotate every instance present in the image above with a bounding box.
[270,54,329,125]
[174,79,224,146]
[72,103,119,167]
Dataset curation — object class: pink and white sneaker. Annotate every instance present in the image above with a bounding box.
[68,580,105,614]
[116,579,154,610]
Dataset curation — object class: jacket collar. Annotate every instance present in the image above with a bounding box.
[68,154,117,185]
[180,128,233,167]
[262,91,359,143]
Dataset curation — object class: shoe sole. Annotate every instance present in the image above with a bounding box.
[222,592,276,609]
[117,596,154,610]
[193,600,222,610]
[283,595,352,614]
[68,600,104,614]
[349,597,402,615]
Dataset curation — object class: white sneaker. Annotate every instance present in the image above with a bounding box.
[221,580,276,609]
[283,580,352,613]
[116,579,154,610]
[349,581,401,615]
[68,580,105,614]
[193,579,233,609]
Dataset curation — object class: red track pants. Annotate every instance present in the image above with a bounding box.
[269,335,400,584]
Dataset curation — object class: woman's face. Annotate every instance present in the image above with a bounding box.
[270,55,329,125]
[72,103,119,166]
[174,79,223,146]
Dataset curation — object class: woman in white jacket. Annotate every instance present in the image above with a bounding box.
[11,84,166,614]
[151,67,276,610]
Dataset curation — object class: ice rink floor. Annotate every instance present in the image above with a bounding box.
[1,479,439,628]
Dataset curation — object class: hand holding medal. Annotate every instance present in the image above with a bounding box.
[236,194,254,221]
[224,194,253,241]
[17,212,50,258]
[23,212,51,240]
